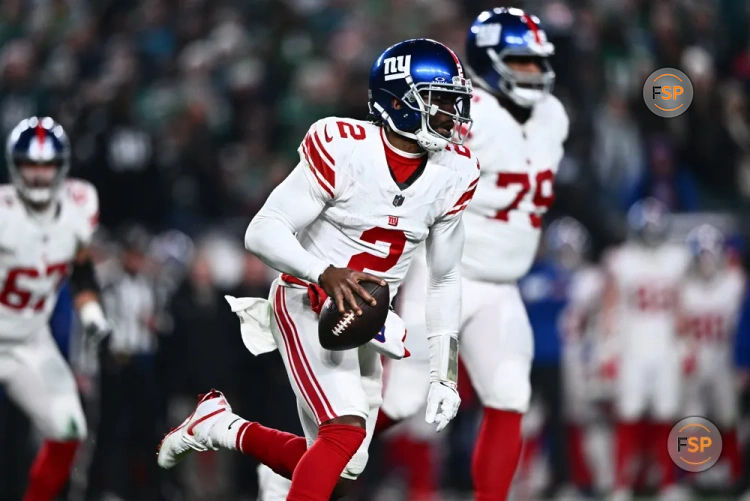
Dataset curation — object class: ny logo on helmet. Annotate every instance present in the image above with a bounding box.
[384,55,411,81]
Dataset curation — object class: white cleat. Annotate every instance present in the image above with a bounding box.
[157,389,231,469]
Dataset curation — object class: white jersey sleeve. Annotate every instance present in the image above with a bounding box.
[62,179,99,248]
[244,118,355,283]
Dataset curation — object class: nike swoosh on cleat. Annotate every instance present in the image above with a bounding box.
[186,408,226,436]
[227,418,241,430]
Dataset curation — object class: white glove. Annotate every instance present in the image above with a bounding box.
[425,333,460,431]
[425,381,460,432]
[368,310,410,360]
[79,301,111,343]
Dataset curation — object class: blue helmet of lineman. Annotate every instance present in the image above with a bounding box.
[369,38,473,152]
[686,224,725,279]
[5,116,70,207]
[627,198,670,246]
[466,7,555,107]
[545,216,591,269]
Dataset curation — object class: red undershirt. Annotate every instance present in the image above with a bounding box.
[381,129,425,184]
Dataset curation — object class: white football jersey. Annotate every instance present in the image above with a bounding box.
[296,117,479,294]
[0,179,99,339]
[461,87,568,283]
[605,242,690,351]
[678,267,745,351]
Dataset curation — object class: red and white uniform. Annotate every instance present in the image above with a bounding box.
[605,242,690,421]
[679,267,745,427]
[382,87,569,419]
[245,116,478,478]
[0,180,98,439]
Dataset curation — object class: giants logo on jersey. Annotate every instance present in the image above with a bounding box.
[384,55,411,81]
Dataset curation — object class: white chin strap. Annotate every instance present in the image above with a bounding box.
[23,186,54,205]
[415,128,448,152]
[507,86,546,108]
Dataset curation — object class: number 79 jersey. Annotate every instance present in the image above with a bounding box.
[0,180,99,340]
[461,88,569,283]
[296,117,479,294]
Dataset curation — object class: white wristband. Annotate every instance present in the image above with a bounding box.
[427,333,458,385]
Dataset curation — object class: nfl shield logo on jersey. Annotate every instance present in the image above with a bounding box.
[392,194,405,207]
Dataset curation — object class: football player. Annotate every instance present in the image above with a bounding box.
[602,198,690,501]
[364,8,568,501]
[1,117,109,501]
[679,224,745,489]
[157,39,479,501]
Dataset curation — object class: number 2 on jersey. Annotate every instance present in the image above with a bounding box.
[347,227,406,273]
[493,169,555,228]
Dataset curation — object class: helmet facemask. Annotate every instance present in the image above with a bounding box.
[6,117,70,209]
[372,75,473,152]
[485,50,555,107]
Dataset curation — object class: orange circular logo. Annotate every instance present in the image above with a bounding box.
[642,68,693,118]
[668,417,722,472]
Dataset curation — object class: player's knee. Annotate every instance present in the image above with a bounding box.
[480,358,531,412]
[325,414,366,429]
[46,413,87,441]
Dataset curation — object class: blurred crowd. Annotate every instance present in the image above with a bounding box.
[1,0,750,500]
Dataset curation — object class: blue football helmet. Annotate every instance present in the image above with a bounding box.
[466,7,555,107]
[686,224,725,279]
[5,116,70,206]
[627,198,670,246]
[369,38,473,152]
[545,216,591,269]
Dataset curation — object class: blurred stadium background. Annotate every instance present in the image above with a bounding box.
[0,0,749,500]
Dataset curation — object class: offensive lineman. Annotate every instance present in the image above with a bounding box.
[157,39,479,501]
[1,117,109,501]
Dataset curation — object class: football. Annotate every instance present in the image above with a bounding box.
[318,282,390,350]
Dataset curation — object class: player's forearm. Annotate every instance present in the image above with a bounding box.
[245,214,329,283]
[244,166,330,283]
[425,218,464,384]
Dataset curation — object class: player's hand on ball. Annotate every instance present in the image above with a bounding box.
[425,381,460,432]
[318,266,386,315]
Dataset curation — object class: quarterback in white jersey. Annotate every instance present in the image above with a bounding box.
[370,8,568,501]
[603,198,690,499]
[157,39,478,501]
[1,117,109,501]
[679,224,745,486]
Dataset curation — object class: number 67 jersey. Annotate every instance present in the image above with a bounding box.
[461,87,568,283]
[0,180,98,340]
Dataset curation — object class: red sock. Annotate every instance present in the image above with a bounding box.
[568,424,593,488]
[650,422,675,488]
[374,410,399,435]
[237,422,308,479]
[472,408,523,501]
[722,428,743,484]
[614,421,641,489]
[287,423,366,501]
[23,440,79,501]
[400,436,438,500]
